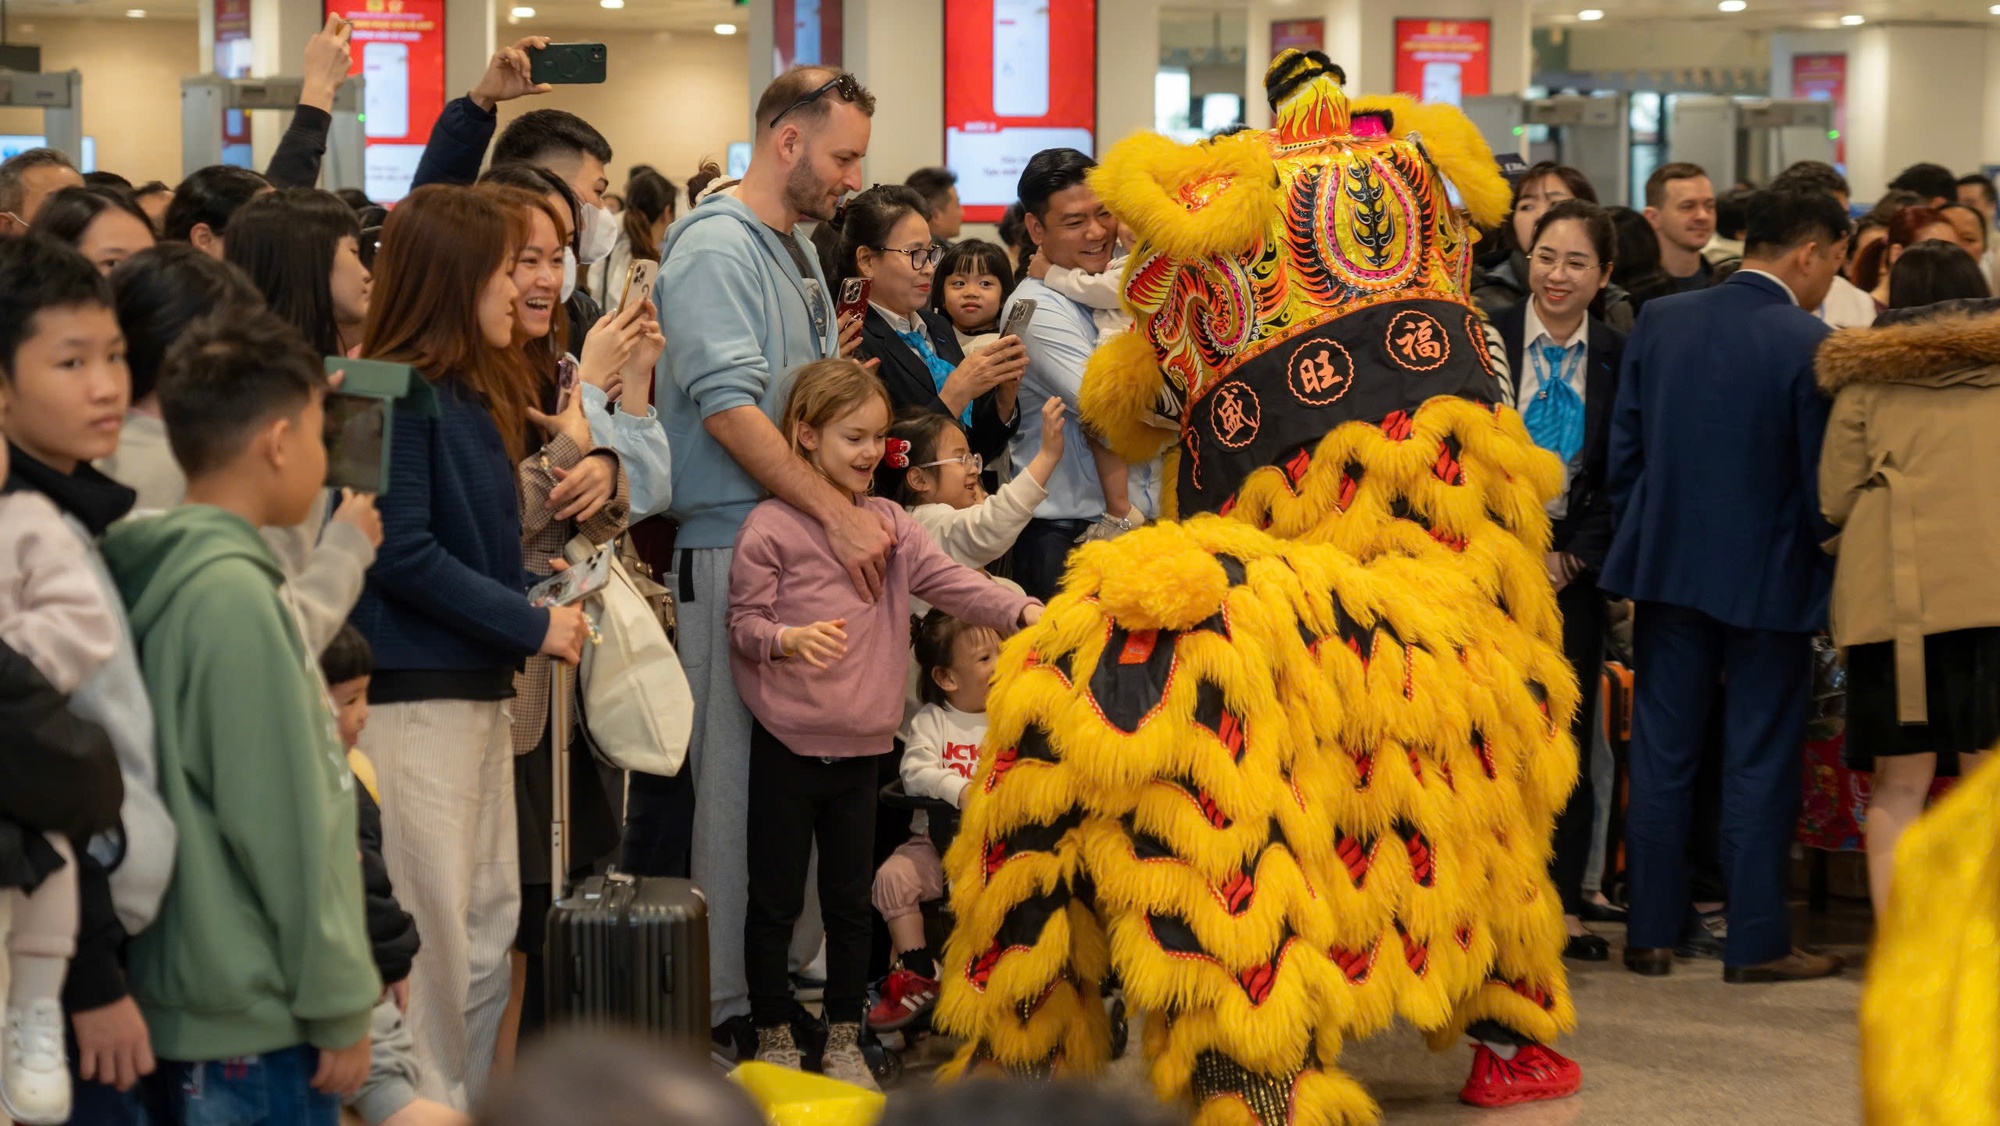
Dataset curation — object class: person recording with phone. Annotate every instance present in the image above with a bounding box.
[478,168,673,520]
[349,186,589,1109]
[476,183,635,1051]
[826,185,1025,472]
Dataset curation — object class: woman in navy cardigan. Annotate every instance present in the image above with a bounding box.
[828,185,1026,467]
[348,185,588,1106]
[1495,199,1626,964]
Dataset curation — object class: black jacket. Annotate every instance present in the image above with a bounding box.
[412,96,495,191]
[358,784,420,985]
[0,639,123,891]
[856,306,1017,466]
[1495,302,1624,570]
[266,104,332,189]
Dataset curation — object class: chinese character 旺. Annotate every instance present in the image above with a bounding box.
[1300,350,1343,396]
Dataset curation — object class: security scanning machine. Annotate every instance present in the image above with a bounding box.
[1666,96,1836,189]
[1461,93,1631,207]
[0,69,83,163]
[180,74,365,190]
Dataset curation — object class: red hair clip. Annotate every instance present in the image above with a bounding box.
[885,437,911,469]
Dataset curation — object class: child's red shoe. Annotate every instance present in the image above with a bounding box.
[1458,1043,1582,1108]
[866,968,940,1032]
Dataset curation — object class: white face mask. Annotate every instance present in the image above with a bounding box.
[579,202,617,265]
[561,246,578,303]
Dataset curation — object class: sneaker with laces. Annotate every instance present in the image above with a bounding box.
[866,968,940,1032]
[2,999,73,1125]
[820,1022,881,1092]
[755,1023,802,1070]
[1458,1043,1581,1108]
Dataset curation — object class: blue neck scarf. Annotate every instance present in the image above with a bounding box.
[897,323,972,426]
[1523,339,1585,465]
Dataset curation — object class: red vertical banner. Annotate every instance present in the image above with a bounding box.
[215,0,253,164]
[1392,19,1491,106]
[1270,19,1323,56]
[773,0,843,71]
[328,0,446,203]
[943,0,1097,223]
[1790,53,1846,168]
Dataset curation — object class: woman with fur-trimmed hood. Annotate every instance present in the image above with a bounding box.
[1817,242,2000,916]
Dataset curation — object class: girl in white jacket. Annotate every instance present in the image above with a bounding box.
[872,396,1068,611]
[866,614,1000,1034]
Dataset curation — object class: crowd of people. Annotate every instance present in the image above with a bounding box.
[0,13,1996,1126]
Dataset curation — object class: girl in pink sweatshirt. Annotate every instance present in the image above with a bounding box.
[727,358,1041,1088]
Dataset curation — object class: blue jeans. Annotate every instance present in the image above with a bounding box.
[152,1046,336,1126]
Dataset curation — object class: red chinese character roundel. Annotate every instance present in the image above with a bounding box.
[1286,338,1357,406]
[1385,310,1449,372]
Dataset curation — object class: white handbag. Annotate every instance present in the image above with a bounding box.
[564,535,692,777]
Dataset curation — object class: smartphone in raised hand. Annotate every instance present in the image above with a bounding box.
[620,258,658,312]
[528,42,608,85]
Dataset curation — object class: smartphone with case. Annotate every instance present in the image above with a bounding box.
[527,542,614,607]
[1001,297,1037,340]
[529,42,607,85]
[322,393,387,493]
[836,277,872,322]
[620,258,657,312]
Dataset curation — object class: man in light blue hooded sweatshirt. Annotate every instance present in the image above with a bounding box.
[632,65,896,1054]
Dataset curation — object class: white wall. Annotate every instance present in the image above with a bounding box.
[0,17,200,184]
[494,26,751,197]
[1565,22,1768,72]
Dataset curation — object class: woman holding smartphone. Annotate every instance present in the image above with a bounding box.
[482,162,676,519]
[478,182,656,1049]
[824,184,1026,469]
[350,184,590,1108]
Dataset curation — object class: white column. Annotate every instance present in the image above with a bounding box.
[844,0,944,185]
[444,0,495,110]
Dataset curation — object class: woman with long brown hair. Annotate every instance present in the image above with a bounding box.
[474,182,646,1049]
[1854,206,1960,311]
[347,183,589,1109]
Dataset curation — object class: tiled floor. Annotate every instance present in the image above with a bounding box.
[893,902,1873,1125]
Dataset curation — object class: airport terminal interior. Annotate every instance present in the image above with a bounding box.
[1,0,1998,1125]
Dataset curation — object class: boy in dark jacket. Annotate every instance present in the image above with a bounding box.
[323,623,470,1126]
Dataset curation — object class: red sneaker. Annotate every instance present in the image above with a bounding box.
[866,968,940,1032]
[1458,1043,1581,1108]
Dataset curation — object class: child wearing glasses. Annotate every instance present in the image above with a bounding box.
[873,396,1068,612]
[1024,218,1150,543]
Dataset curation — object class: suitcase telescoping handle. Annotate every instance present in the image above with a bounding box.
[551,660,573,893]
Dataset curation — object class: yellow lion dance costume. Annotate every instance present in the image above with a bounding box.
[934,51,1581,1124]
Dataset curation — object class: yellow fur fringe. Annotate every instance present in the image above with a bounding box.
[1350,94,1511,230]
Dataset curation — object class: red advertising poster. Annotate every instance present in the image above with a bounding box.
[1790,52,1846,166]
[1392,19,1491,107]
[327,0,446,203]
[944,0,1096,223]
[774,0,843,71]
[1270,18,1323,56]
[215,0,252,163]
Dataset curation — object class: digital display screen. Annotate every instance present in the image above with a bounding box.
[944,0,1097,223]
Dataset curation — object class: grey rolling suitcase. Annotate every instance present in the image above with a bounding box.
[543,662,710,1052]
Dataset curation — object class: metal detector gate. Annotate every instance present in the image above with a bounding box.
[0,69,82,164]
[179,74,364,190]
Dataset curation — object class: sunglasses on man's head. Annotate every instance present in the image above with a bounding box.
[770,74,865,129]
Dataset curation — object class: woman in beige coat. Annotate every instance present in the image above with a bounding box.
[1818,241,1998,915]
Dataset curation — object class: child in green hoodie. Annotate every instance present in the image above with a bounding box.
[101,310,378,1122]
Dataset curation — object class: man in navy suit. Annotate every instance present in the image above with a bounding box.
[1603,189,1851,983]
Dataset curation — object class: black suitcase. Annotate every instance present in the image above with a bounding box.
[543,663,710,1052]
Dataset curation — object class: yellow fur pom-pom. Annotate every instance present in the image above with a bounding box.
[1092,130,1280,263]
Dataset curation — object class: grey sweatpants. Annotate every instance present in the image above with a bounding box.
[675,547,821,1025]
